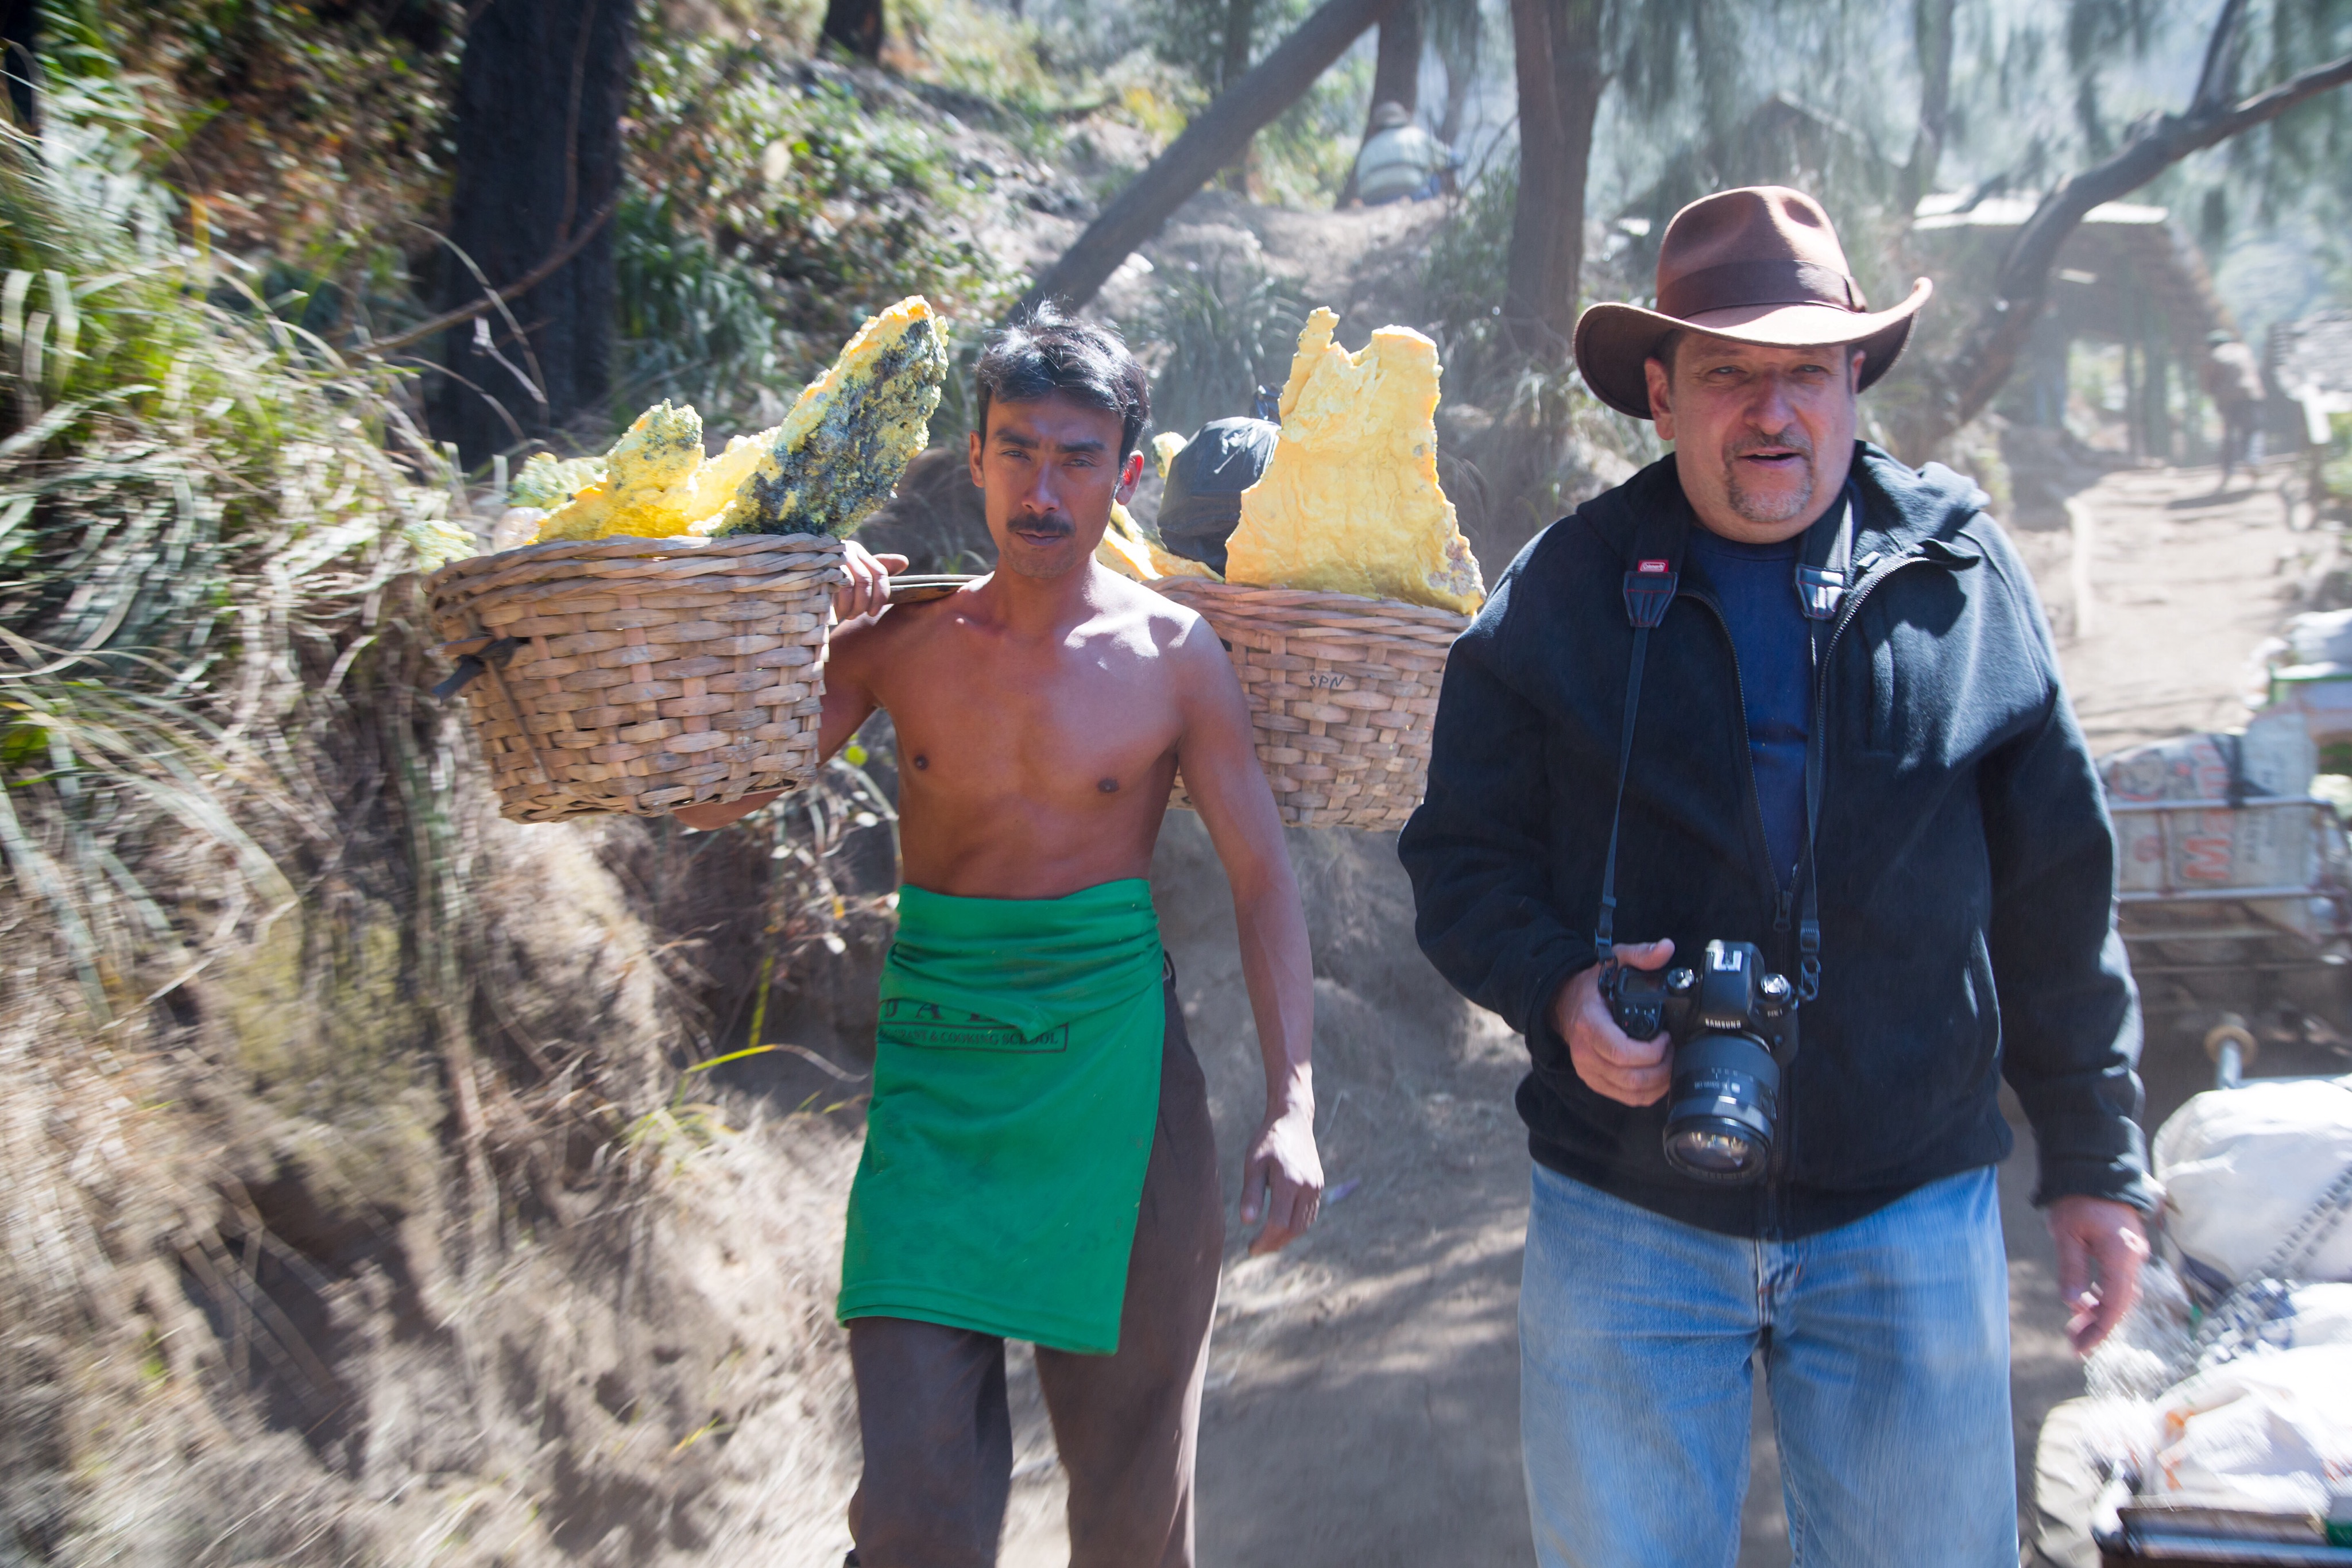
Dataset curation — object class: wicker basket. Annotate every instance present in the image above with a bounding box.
[1152,579,1468,831]
[427,533,846,823]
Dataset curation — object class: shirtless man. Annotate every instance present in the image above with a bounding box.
[677,307,1321,1568]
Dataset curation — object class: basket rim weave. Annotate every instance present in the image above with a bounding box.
[427,529,842,599]
[1146,576,1473,640]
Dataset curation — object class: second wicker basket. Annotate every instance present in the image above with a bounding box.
[1151,578,1469,832]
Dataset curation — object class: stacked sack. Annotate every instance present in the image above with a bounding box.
[2032,1078,2352,1565]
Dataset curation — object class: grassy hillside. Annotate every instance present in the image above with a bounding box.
[0,14,924,1558]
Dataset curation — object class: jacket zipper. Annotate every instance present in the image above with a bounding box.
[1774,547,1953,1226]
[1801,545,1949,821]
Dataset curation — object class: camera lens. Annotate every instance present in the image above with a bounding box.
[1664,1126,1757,1175]
[1661,1030,1781,1184]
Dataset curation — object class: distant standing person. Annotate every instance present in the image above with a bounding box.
[1398,187,2154,1566]
[2203,328,2268,485]
[678,309,1324,1567]
[1349,100,1454,206]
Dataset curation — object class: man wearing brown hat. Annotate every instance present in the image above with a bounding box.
[1399,187,2154,1563]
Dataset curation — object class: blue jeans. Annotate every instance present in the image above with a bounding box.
[1519,1164,2016,1567]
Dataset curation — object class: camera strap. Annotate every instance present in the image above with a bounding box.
[1595,552,1679,965]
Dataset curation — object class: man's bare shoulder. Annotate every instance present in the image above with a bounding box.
[1134,594,1251,730]
[826,589,961,679]
[1088,568,1228,675]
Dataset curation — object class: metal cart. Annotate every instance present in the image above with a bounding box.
[2111,792,2352,1082]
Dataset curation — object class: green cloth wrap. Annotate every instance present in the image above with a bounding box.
[838,880,1166,1355]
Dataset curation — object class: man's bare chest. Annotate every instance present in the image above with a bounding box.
[872,632,1182,796]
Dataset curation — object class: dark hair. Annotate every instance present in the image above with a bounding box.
[1650,328,1687,379]
[974,302,1151,460]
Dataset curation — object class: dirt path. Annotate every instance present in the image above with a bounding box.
[2020,463,2310,754]
[978,459,2313,1568]
[2016,461,2346,1124]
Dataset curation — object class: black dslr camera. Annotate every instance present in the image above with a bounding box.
[1599,939,1796,1184]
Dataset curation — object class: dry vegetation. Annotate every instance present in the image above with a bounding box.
[0,3,1285,1552]
[0,46,916,1556]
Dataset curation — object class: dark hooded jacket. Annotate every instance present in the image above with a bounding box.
[1397,444,2153,1238]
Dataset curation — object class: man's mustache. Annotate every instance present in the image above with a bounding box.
[1008,513,1075,539]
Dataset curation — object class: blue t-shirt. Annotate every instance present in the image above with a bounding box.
[1685,525,1814,887]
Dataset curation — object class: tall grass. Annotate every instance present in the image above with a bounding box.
[0,83,459,1013]
[613,188,792,429]
[0,76,494,1548]
[1136,254,1305,437]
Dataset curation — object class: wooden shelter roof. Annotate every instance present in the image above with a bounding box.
[1908,194,2231,359]
[2271,311,2352,401]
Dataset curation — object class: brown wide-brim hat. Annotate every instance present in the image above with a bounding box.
[1574,185,1933,420]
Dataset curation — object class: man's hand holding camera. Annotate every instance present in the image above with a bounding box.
[1551,939,1677,1105]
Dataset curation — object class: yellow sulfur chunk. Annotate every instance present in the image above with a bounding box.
[533,401,707,541]
[509,452,604,511]
[709,296,947,537]
[684,428,776,521]
[1096,502,1219,583]
[1095,506,1156,581]
[1151,432,1188,480]
[1223,308,1484,615]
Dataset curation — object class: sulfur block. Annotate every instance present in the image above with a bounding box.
[1222,308,1485,614]
[533,401,707,541]
[709,296,949,539]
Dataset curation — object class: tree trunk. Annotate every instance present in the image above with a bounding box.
[1220,0,1259,90]
[1218,0,1259,191]
[1904,37,2352,457]
[434,0,635,467]
[1503,0,1604,361]
[1338,0,1422,204]
[822,0,885,61]
[1432,0,1480,146]
[1019,0,1399,316]
[1,0,37,132]
[1899,0,1955,210]
[1368,1,1423,114]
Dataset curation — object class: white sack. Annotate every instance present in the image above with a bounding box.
[2285,610,2352,671]
[2247,1282,2352,1350]
[2154,1078,2352,1289]
[2150,1344,2352,1516]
